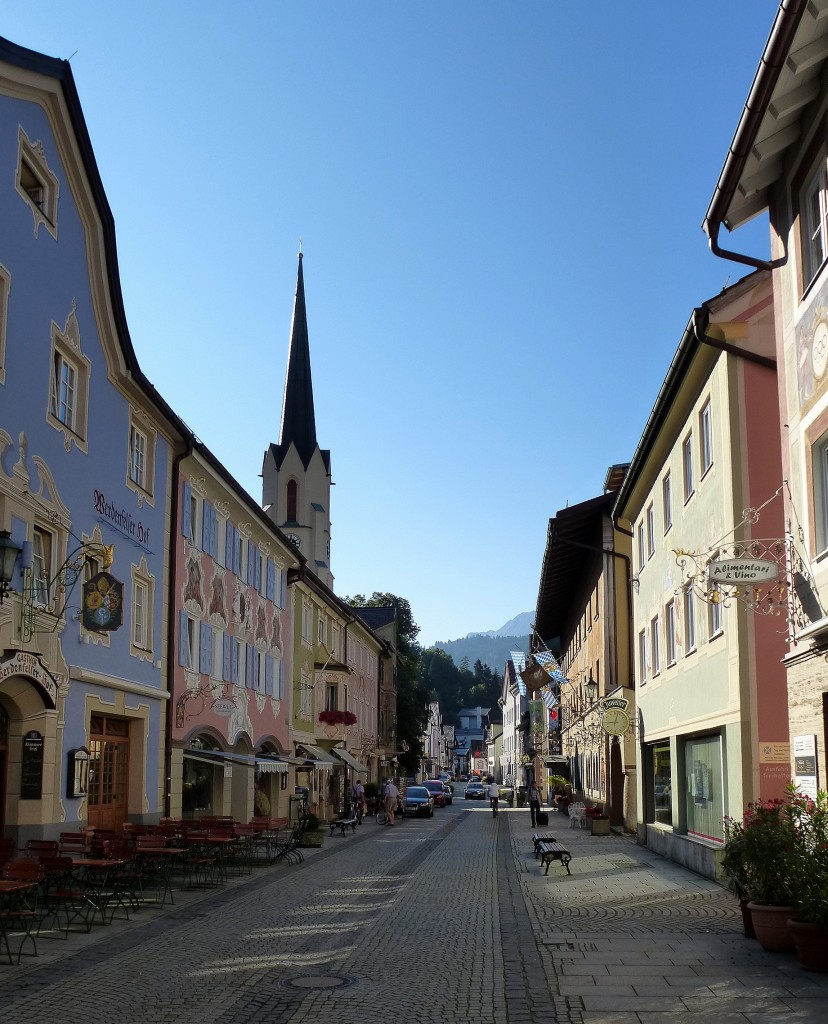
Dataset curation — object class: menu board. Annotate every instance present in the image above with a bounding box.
[21,731,44,800]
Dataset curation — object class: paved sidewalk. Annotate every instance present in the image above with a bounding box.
[508,805,828,1022]
[0,807,824,1023]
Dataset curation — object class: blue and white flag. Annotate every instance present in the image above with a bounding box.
[540,685,558,711]
[535,649,567,685]
[510,651,527,695]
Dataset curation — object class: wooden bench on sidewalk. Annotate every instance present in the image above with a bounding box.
[536,840,572,876]
[329,817,358,837]
[531,832,559,857]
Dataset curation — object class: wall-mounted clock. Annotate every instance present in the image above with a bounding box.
[286,533,301,548]
[602,707,630,736]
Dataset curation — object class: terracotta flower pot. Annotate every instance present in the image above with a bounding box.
[788,919,828,973]
[746,902,795,952]
[740,901,757,940]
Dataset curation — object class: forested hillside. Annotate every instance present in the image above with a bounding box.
[433,634,530,673]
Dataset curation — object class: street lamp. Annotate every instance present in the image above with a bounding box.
[0,531,21,605]
[584,674,599,704]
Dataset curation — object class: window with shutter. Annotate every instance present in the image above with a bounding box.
[265,655,274,696]
[278,659,284,700]
[266,559,276,601]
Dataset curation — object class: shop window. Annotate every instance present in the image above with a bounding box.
[684,735,724,842]
[652,741,672,827]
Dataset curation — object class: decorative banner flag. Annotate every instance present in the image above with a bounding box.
[540,685,558,711]
[510,651,528,695]
[519,662,548,691]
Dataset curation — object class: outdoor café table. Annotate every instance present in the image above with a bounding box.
[0,880,39,964]
[133,847,187,907]
[200,833,240,881]
[69,857,127,926]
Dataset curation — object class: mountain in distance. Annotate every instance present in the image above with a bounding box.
[467,611,533,639]
[432,612,533,672]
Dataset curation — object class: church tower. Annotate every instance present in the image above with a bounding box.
[262,252,333,588]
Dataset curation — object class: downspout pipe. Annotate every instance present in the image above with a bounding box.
[703,0,806,270]
[165,434,194,819]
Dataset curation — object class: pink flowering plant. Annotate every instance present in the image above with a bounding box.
[789,788,828,927]
[721,784,828,922]
[318,709,358,727]
[722,791,800,907]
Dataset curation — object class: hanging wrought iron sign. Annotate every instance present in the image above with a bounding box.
[82,570,124,632]
[708,557,779,584]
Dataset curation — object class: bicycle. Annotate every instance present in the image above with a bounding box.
[490,796,499,818]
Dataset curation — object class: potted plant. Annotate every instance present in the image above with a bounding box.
[720,814,756,938]
[787,789,828,971]
[721,791,799,952]
[585,805,610,836]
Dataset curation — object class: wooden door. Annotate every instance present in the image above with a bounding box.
[87,714,129,831]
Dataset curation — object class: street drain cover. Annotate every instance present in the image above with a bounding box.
[286,974,354,990]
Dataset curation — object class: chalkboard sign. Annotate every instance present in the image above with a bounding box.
[21,730,44,800]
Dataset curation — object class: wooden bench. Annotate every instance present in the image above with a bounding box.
[531,832,559,858]
[329,817,358,837]
[536,839,572,876]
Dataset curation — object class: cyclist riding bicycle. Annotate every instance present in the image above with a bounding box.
[351,780,365,824]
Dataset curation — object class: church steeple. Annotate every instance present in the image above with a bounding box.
[262,249,333,589]
[278,251,317,468]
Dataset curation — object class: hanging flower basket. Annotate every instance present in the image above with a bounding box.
[318,710,357,727]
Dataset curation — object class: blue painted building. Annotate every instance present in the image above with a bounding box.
[0,38,186,843]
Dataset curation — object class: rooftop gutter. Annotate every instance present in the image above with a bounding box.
[702,0,807,269]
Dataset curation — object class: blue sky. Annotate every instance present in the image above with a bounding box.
[5,2,780,647]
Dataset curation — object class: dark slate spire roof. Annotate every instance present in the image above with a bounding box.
[277,252,318,468]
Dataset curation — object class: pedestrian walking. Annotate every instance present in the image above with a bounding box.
[528,780,542,827]
[383,778,399,826]
[486,777,500,817]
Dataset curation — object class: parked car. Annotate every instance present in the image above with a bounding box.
[442,782,453,805]
[464,782,486,800]
[439,772,452,782]
[422,780,447,808]
[401,786,434,817]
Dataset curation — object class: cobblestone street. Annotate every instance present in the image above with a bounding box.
[0,806,825,1023]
